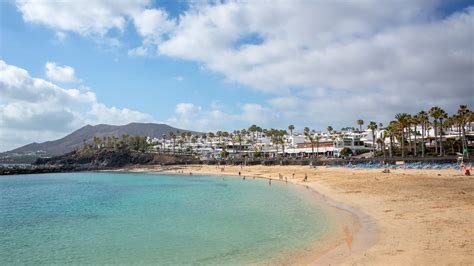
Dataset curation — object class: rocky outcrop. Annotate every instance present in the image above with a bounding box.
[34,148,199,168]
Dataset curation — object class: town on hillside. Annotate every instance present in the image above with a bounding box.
[88,105,473,161]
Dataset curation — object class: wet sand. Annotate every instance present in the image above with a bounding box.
[111,165,473,265]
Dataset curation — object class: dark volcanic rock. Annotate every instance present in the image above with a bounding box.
[34,148,198,168]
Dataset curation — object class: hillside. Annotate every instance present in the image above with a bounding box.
[2,123,199,157]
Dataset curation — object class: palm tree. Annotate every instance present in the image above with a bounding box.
[121,134,130,148]
[367,121,378,156]
[180,132,187,153]
[445,138,457,154]
[429,106,443,155]
[269,129,286,156]
[249,124,258,144]
[288,124,295,136]
[191,135,198,154]
[93,136,102,149]
[256,126,263,138]
[405,114,413,154]
[410,115,418,156]
[376,135,386,160]
[457,105,471,155]
[395,113,410,158]
[438,109,448,156]
[449,115,463,147]
[357,119,364,132]
[231,130,239,154]
[169,132,176,154]
[416,111,429,157]
[207,132,214,139]
[216,131,223,145]
[327,126,333,134]
[240,129,247,153]
[385,121,397,158]
[208,132,215,146]
[241,129,247,138]
[315,134,320,155]
[304,127,316,158]
[161,134,166,152]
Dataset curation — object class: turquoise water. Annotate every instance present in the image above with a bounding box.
[0,172,330,264]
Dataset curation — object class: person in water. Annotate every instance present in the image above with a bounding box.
[269,179,272,185]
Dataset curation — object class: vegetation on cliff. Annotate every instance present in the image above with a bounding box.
[35,135,198,168]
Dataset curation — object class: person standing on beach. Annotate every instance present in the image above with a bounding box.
[292,171,295,179]
[304,173,308,182]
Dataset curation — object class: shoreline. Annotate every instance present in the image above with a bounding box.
[110,164,473,265]
[108,166,378,265]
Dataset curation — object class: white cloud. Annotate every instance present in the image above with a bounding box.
[45,61,78,82]
[16,0,150,36]
[128,46,148,57]
[156,1,473,94]
[167,102,277,132]
[175,103,201,116]
[0,60,155,151]
[131,8,175,42]
[13,1,474,133]
[154,1,473,129]
[88,103,154,125]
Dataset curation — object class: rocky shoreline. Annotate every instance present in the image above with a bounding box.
[1,146,462,176]
[1,148,199,175]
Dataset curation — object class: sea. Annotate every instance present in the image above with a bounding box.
[0,172,332,264]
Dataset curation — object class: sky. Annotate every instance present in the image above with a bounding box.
[1,0,473,151]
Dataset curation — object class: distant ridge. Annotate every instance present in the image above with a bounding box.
[2,123,199,157]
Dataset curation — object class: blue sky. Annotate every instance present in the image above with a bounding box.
[0,1,265,119]
[1,0,473,151]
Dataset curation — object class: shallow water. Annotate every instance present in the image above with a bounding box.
[0,172,331,264]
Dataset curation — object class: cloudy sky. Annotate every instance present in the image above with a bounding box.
[1,0,473,151]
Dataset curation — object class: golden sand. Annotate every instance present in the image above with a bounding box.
[114,165,473,265]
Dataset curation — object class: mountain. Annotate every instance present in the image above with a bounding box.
[1,123,200,157]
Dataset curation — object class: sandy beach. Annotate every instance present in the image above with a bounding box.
[114,164,473,265]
